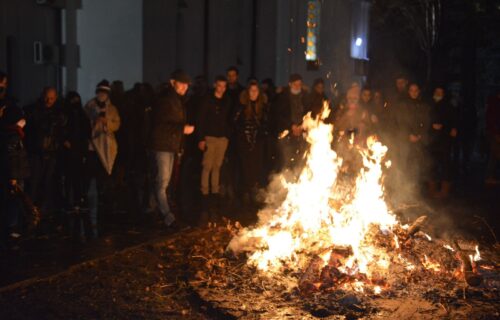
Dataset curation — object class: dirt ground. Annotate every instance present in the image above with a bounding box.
[0,221,498,320]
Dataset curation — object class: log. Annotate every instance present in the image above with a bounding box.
[452,240,483,287]
[407,216,428,238]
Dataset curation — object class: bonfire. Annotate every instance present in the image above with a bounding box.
[227,103,483,294]
[187,103,497,318]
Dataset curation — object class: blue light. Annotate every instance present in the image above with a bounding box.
[355,37,363,47]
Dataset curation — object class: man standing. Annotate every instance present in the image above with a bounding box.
[197,76,231,213]
[148,70,194,227]
[400,83,431,192]
[485,89,500,185]
[226,66,244,114]
[24,87,66,217]
[223,66,245,202]
[274,73,310,171]
[428,86,458,198]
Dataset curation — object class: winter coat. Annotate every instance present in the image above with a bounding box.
[84,98,121,175]
[399,98,431,144]
[148,87,187,153]
[0,125,30,181]
[63,102,91,156]
[273,88,310,134]
[429,98,458,149]
[24,101,66,155]
[197,91,232,140]
[486,95,500,138]
[234,91,268,149]
[307,91,328,119]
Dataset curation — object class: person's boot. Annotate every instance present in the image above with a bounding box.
[209,193,221,222]
[201,194,210,212]
[427,181,439,198]
[437,181,452,199]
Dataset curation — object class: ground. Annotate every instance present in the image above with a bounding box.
[0,164,498,319]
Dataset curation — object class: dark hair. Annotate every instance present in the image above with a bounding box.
[261,78,275,87]
[247,79,259,88]
[395,73,408,80]
[226,66,239,74]
[0,70,7,82]
[42,86,57,97]
[361,86,372,92]
[214,75,227,83]
[313,78,324,87]
[289,73,303,83]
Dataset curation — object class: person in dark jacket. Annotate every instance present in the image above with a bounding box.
[428,86,458,198]
[148,70,194,227]
[399,83,431,190]
[226,66,245,115]
[0,104,29,242]
[223,66,245,202]
[234,80,268,204]
[24,87,66,216]
[307,78,328,118]
[485,89,500,185]
[274,73,310,171]
[61,92,91,209]
[197,76,231,211]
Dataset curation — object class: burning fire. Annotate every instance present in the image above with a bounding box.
[228,102,482,292]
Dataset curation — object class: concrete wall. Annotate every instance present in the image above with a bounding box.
[0,0,60,105]
[77,0,143,102]
[142,0,177,85]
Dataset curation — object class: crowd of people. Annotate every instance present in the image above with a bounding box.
[1,67,499,247]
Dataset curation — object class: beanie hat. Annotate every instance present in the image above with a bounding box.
[96,79,111,94]
[170,69,191,84]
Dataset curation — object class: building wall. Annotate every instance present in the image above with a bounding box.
[272,0,356,88]
[0,0,60,105]
[142,0,177,85]
[77,0,143,102]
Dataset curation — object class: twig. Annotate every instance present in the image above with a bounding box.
[191,255,209,260]
[473,215,498,244]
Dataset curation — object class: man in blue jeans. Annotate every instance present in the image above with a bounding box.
[148,70,194,227]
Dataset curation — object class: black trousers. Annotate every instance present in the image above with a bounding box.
[29,154,57,213]
[62,151,87,207]
[237,140,264,194]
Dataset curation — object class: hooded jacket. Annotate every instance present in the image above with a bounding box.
[84,98,121,175]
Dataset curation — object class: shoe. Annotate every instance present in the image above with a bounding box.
[163,214,176,227]
[210,193,222,213]
[201,195,210,213]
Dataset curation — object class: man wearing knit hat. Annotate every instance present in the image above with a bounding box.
[83,79,121,237]
[148,69,194,228]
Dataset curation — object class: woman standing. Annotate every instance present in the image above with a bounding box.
[234,81,268,205]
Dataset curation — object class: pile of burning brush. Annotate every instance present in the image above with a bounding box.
[296,215,484,295]
[223,104,488,296]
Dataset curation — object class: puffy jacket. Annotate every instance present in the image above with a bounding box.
[148,87,187,153]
